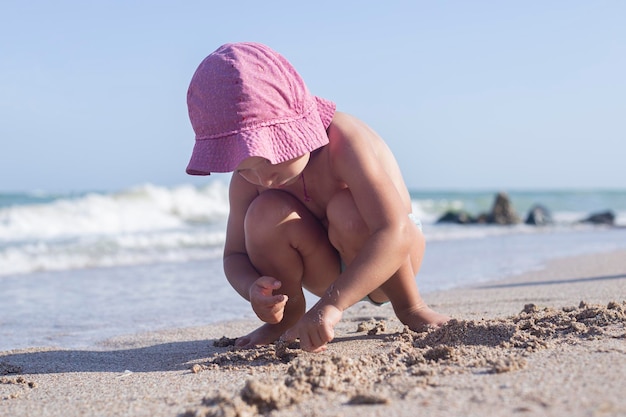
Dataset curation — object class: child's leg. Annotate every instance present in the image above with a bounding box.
[377,239,451,331]
[235,190,340,348]
[327,190,450,331]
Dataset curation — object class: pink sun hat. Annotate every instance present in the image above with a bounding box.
[186,42,336,175]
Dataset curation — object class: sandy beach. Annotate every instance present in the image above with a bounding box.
[1,249,625,417]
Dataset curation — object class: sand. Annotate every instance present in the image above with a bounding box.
[1,250,625,417]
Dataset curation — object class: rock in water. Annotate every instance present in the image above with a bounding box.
[580,210,615,226]
[488,192,521,225]
[525,204,553,226]
[436,210,475,224]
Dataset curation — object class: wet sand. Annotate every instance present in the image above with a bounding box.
[1,250,625,417]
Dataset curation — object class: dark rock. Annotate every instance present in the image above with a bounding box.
[525,204,553,226]
[487,192,521,225]
[437,210,475,224]
[580,210,615,226]
[475,212,490,224]
[436,192,523,225]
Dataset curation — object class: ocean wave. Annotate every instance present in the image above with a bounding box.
[0,232,225,276]
[0,183,230,276]
[0,183,230,242]
[1,183,624,277]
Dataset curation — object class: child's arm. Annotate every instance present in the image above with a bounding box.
[223,174,288,323]
[284,113,415,350]
[325,115,415,307]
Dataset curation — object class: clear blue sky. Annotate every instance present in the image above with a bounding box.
[1,1,624,192]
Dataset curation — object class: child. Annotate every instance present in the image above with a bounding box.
[186,42,450,353]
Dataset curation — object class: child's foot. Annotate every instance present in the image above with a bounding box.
[234,322,288,349]
[397,304,451,332]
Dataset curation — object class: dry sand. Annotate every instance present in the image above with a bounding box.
[1,250,625,417]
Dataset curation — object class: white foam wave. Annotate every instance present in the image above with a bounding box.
[0,229,227,276]
[1,184,624,277]
[0,183,230,242]
[0,183,231,276]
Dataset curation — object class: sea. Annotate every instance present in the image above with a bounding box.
[1,183,625,351]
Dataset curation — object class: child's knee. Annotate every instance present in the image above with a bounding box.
[244,190,302,240]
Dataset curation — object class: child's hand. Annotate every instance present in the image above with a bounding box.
[282,302,343,353]
[249,276,288,324]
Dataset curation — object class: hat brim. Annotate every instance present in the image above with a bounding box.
[186,96,336,176]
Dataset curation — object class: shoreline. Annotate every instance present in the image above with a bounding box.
[1,249,625,416]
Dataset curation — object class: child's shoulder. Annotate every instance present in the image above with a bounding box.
[327,112,384,151]
[327,111,359,134]
[326,112,363,149]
